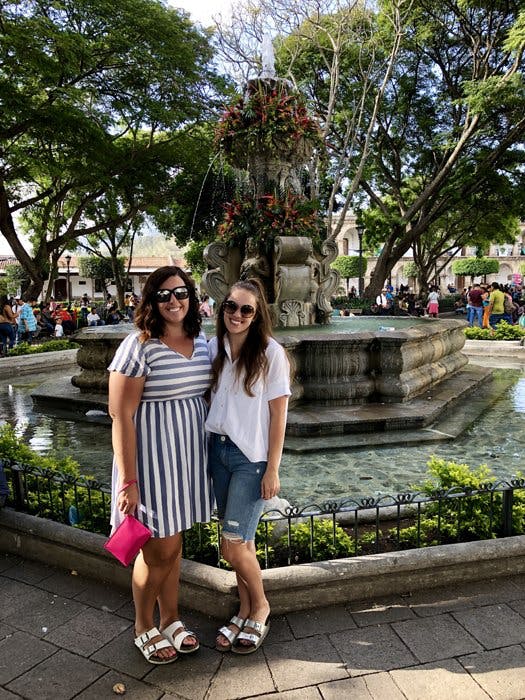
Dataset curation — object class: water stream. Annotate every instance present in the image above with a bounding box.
[1,359,523,503]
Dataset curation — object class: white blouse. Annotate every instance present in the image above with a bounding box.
[205,335,291,463]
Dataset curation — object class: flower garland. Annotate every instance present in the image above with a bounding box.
[218,194,323,251]
[215,82,322,166]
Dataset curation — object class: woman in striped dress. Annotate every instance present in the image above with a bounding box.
[108,266,213,665]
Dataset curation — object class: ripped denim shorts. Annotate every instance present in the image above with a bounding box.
[209,433,266,542]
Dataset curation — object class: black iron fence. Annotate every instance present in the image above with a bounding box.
[2,459,525,569]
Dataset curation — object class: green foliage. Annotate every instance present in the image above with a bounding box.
[403,261,418,278]
[276,518,356,564]
[331,255,368,279]
[451,258,500,278]
[391,457,525,547]
[3,264,27,296]
[6,340,79,356]
[464,321,525,340]
[0,0,223,297]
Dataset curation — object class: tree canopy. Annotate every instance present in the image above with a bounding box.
[0,0,225,298]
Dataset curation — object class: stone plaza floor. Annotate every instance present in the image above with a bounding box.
[1,552,525,699]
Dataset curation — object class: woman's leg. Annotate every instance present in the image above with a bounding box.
[157,541,198,650]
[132,534,181,661]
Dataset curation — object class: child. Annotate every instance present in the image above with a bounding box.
[54,317,64,338]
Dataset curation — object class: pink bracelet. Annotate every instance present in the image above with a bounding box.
[119,479,138,493]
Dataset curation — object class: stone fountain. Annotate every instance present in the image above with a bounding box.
[31,39,491,442]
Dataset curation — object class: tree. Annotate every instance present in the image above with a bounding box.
[331,255,367,292]
[214,0,525,299]
[0,0,222,299]
[451,258,500,284]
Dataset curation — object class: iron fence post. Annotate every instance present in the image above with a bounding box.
[502,487,514,537]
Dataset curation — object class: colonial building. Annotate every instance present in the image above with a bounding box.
[335,215,525,293]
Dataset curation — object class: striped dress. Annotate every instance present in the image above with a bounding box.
[109,330,213,538]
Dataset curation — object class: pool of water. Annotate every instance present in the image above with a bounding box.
[1,360,523,503]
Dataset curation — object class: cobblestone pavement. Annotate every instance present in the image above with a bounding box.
[1,553,525,699]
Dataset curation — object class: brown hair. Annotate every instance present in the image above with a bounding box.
[211,278,274,397]
[134,266,201,341]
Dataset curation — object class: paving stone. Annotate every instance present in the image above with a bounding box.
[390,658,490,699]
[452,603,525,649]
[114,597,136,621]
[506,597,525,618]
[0,579,53,621]
[0,622,16,641]
[404,578,522,617]
[0,553,21,574]
[505,573,525,599]
[246,688,322,699]
[348,597,416,627]
[3,591,86,636]
[329,625,416,676]
[0,630,56,685]
[460,644,525,699]
[6,649,106,700]
[392,613,482,663]
[38,569,91,597]
[91,627,153,679]
[74,580,131,612]
[319,672,406,699]
[0,687,22,699]
[285,605,355,638]
[207,649,275,700]
[1,558,55,585]
[75,669,163,699]
[146,645,222,699]
[44,607,131,656]
[264,634,348,691]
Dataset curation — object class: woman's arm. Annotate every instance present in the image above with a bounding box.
[261,395,288,500]
[108,371,146,514]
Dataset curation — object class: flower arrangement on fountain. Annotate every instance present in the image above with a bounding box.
[215,80,322,166]
[218,193,324,254]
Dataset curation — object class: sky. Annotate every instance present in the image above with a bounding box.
[0,0,236,256]
[168,0,235,26]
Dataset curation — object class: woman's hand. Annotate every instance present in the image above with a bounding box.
[261,470,280,500]
[117,483,139,515]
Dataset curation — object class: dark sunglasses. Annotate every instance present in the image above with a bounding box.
[155,286,190,303]
[223,299,256,318]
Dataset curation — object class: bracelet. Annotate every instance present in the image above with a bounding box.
[119,479,138,493]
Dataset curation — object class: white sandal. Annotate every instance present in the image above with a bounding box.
[134,627,177,665]
[215,615,245,652]
[161,620,200,654]
[232,617,270,654]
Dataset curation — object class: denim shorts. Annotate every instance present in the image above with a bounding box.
[209,433,266,542]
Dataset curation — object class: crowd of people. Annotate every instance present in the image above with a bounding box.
[455,282,525,328]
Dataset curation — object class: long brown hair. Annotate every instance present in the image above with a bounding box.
[211,278,274,397]
[134,266,201,341]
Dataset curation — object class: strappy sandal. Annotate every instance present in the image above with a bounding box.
[232,617,270,655]
[161,620,200,654]
[215,615,245,652]
[134,627,177,665]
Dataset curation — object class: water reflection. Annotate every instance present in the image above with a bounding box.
[0,364,523,502]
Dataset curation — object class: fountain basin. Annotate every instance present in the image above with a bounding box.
[60,317,478,438]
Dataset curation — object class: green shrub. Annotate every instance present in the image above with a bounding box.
[7,339,79,356]
[464,321,525,340]
[389,457,525,546]
[275,518,356,564]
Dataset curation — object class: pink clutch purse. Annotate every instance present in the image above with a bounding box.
[104,515,152,566]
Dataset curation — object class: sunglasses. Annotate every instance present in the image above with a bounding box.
[223,299,256,318]
[155,286,190,303]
